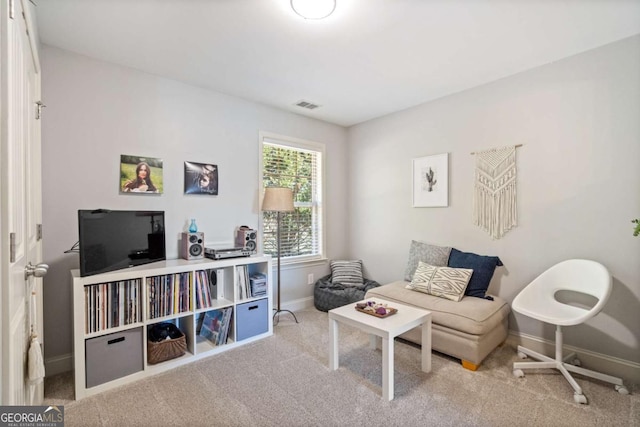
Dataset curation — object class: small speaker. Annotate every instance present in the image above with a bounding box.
[208,269,224,299]
[181,232,204,260]
[235,226,257,253]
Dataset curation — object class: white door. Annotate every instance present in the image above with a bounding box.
[1,0,44,405]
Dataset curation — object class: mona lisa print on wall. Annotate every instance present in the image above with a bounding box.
[120,154,163,194]
[184,161,218,195]
[412,153,448,207]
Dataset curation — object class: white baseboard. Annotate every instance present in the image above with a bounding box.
[281,296,314,312]
[45,353,73,377]
[507,331,640,386]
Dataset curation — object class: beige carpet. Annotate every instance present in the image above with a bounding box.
[45,308,638,426]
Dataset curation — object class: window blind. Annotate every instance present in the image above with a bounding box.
[262,141,323,260]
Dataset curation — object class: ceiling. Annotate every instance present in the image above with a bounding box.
[35,0,640,127]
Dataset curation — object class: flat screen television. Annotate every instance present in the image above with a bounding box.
[78,209,166,277]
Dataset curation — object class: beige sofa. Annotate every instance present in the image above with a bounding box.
[365,280,510,370]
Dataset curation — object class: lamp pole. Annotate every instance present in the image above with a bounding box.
[262,186,298,326]
[276,211,282,312]
[273,210,298,325]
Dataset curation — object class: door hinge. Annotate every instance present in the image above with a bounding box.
[9,0,15,19]
[35,101,46,120]
[36,224,42,241]
[10,233,16,262]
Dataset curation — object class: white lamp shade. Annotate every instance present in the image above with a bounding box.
[262,187,294,212]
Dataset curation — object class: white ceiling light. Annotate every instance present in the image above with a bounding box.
[291,0,336,20]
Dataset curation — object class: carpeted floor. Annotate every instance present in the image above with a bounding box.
[44,308,639,426]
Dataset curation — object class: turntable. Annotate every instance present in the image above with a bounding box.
[204,246,252,260]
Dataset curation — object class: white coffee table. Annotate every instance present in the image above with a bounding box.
[328,299,432,401]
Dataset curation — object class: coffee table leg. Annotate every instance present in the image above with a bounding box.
[369,334,378,350]
[422,316,432,373]
[382,337,394,401]
[329,318,339,370]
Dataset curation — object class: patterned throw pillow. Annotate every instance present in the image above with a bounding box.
[404,240,452,281]
[406,261,473,302]
[330,260,364,287]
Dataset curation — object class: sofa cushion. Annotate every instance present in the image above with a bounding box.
[404,240,452,281]
[447,248,503,299]
[330,260,363,287]
[407,262,473,302]
[365,280,510,336]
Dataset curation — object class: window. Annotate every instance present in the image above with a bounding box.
[260,132,325,263]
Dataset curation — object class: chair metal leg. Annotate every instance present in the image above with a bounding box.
[563,351,580,366]
[564,362,626,387]
[516,345,554,363]
[557,363,583,395]
[512,326,628,403]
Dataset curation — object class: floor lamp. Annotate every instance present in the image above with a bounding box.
[262,187,299,326]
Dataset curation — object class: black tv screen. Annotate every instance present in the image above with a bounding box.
[78,209,166,277]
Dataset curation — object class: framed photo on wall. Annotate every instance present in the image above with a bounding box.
[184,161,218,195]
[120,155,163,194]
[412,153,448,207]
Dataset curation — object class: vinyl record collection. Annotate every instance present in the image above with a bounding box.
[194,270,213,309]
[84,279,142,334]
[147,273,191,319]
[199,308,233,346]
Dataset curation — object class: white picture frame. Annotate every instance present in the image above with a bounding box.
[412,153,449,207]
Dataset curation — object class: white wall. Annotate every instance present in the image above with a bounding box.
[347,36,640,364]
[42,36,640,375]
[41,46,347,367]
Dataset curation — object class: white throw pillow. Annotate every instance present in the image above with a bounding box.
[406,261,473,302]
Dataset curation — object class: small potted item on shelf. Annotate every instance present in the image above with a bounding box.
[147,322,187,364]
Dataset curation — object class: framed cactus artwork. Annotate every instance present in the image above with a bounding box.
[412,153,449,207]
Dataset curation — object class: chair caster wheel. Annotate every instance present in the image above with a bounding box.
[513,369,524,378]
[615,385,629,395]
[570,358,581,366]
[574,393,588,405]
[517,352,527,359]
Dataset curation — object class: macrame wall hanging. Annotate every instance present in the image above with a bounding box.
[472,145,522,239]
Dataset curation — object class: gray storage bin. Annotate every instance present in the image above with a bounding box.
[85,327,143,388]
[236,299,268,341]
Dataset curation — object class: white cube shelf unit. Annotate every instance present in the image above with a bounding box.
[71,255,272,400]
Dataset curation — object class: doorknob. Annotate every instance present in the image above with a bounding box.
[25,262,49,279]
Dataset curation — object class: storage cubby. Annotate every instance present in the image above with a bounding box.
[85,327,143,388]
[146,317,192,365]
[236,299,268,341]
[195,307,235,353]
[72,255,272,399]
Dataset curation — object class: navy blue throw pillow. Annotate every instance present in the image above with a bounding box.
[447,248,503,299]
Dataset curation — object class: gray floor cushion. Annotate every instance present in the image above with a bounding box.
[313,274,381,312]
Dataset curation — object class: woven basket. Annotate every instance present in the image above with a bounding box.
[147,325,187,365]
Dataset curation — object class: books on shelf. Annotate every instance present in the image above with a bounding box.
[84,279,142,334]
[147,273,192,319]
[250,273,267,297]
[237,266,267,299]
[199,307,233,346]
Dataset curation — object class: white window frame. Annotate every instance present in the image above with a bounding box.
[259,131,326,265]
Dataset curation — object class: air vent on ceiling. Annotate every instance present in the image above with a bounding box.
[295,100,320,110]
